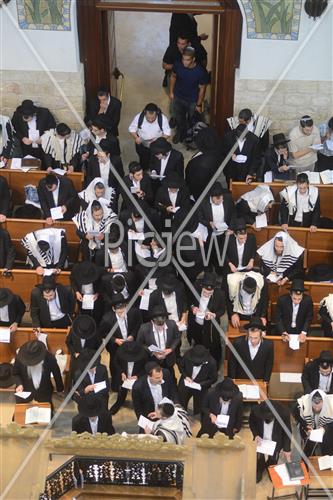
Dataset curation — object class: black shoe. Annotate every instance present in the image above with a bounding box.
[256,469,263,483]
[110,403,121,415]
[173,133,181,144]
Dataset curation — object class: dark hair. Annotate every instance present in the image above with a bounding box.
[275,236,284,243]
[158,402,175,418]
[45,174,58,187]
[177,33,190,42]
[56,123,71,136]
[328,117,333,130]
[37,240,50,252]
[97,88,109,97]
[112,274,126,291]
[99,138,113,154]
[145,361,162,375]
[238,108,253,122]
[183,46,195,58]
[242,276,257,294]
[235,123,247,137]
[144,103,159,114]
[297,172,309,185]
[91,200,103,212]
[91,117,107,130]
[129,161,142,174]
[195,127,219,152]
[300,115,313,128]
[94,182,105,190]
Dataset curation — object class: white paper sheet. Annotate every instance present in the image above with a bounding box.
[310,144,324,151]
[274,464,301,486]
[37,332,48,347]
[184,379,201,391]
[139,289,153,311]
[234,154,247,163]
[148,344,162,353]
[25,406,51,424]
[135,243,151,259]
[264,171,273,183]
[122,378,136,390]
[320,170,333,185]
[23,155,36,159]
[214,222,228,233]
[280,372,302,383]
[94,380,107,393]
[309,428,324,443]
[28,129,40,142]
[148,278,157,290]
[0,328,10,343]
[43,268,55,276]
[15,391,31,399]
[0,160,5,169]
[238,384,260,399]
[20,167,32,173]
[216,414,230,428]
[150,171,165,180]
[82,294,94,310]
[130,186,139,194]
[289,335,300,351]
[318,455,333,471]
[257,439,277,456]
[50,206,64,220]
[302,171,321,184]
[255,213,268,229]
[177,322,187,332]
[11,158,22,169]
[51,168,66,176]
[266,273,281,283]
[138,415,154,430]
[196,223,208,242]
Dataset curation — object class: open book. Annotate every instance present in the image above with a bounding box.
[320,170,333,185]
[318,455,333,471]
[25,406,51,424]
[237,384,260,399]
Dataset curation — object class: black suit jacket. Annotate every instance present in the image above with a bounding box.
[13,351,64,402]
[188,286,226,333]
[228,335,274,382]
[30,284,74,328]
[226,233,257,269]
[137,320,181,366]
[0,294,25,326]
[37,177,79,219]
[120,173,153,209]
[149,285,187,321]
[198,193,236,229]
[86,155,124,193]
[75,364,110,400]
[199,388,243,437]
[149,148,184,177]
[0,228,15,269]
[249,401,291,453]
[154,184,191,214]
[280,192,321,228]
[302,359,333,394]
[222,131,261,183]
[276,294,313,335]
[185,151,221,201]
[86,96,122,136]
[12,106,56,142]
[0,176,10,217]
[264,146,291,181]
[113,350,149,387]
[178,354,217,388]
[132,369,178,418]
[98,308,143,353]
[66,331,102,357]
[72,411,115,435]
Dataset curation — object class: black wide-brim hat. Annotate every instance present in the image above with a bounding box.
[231,218,247,232]
[156,274,178,293]
[72,315,97,340]
[0,363,15,388]
[149,305,170,320]
[150,137,172,155]
[244,317,266,331]
[257,400,274,420]
[272,133,291,147]
[198,272,218,290]
[164,172,184,189]
[17,340,47,366]
[0,288,14,307]
[110,293,128,307]
[288,279,307,293]
[216,378,239,399]
[77,349,101,371]
[78,394,104,418]
[72,262,100,285]
[17,99,37,116]
[117,341,147,362]
[186,345,211,365]
[319,350,333,365]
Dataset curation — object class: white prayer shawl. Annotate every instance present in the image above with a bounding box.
[280,185,318,216]
[22,228,63,267]
[227,271,264,315]
[27,361,43,390]
[297,389,333,428]
[239,185,274,214]
[320,294,333,320]
[257,231,304,275]
[227,114,272,138]
[72,201,117,250]
[78,177,115,206]
[41,129,83,163]
[0,115,12,152]
[152,406,192,444]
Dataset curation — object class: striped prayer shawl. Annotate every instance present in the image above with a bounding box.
[41,129,83,164]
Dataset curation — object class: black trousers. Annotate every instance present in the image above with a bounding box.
[135,143,151,170]
[178,379,206,414]
[197,414,233,439]
[49,316,71,328]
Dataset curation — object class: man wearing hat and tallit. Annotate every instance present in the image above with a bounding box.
[187,272,226,367]
[319,294,333,338]
[12,99,56,163]
[22,227,69,274]
[71,262,104,323]
[236,185,274,226]
[110,341,149,415]
[66,315,102,377]
[177,345,217,415]
[149,274,188,330]
[0,362,15,390]
[293,389,333,456]
[276,279,313,344]
[225,218,257,274]
[13,339,64,406]
[0,288,25,333]
[144,399,192,444]
[302,351,333,394]
[228,317,274,383]
[197,378,243,439]
[98,293,142,391]
[257,231,304,286]
[249,400,292,483]
[264,133,292,181]
[73,348,110,408]
[154,172,191,227]
[72,393,115,436]
[225,272,268,329]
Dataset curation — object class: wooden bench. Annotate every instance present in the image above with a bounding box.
[230,181,333,220]
[3,219,80,263]
[0,269,71,304]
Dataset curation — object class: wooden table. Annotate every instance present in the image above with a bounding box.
[268,462,309,500]
[14,401,51,426]
[234,378,268,402]
[304,456,333,498]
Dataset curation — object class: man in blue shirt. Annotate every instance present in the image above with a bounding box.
[169,47,209,144]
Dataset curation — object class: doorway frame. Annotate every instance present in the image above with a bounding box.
[77,0,242,135]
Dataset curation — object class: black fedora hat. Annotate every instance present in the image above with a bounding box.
[186,345,211,365]
[199,272,217,290]
[231,218,247,233]
[319,350,333,366]
[288,279,306,293]
[72,262,100,285]
[257,400,274,420]
[209,182,224,197]
[72,315,96,340]
[0,363,15,388]
[272,133,290,147]
[17,340,46,366]
[110,293,128,308]
[149,305,170,320]
[216,378,239,400]
[156,274,178,294]
[165,172,184,189]
[244,317,266,331]
[18,99,37,117]
[77,349,101,371]
[117,341,147,363]
[0,288,14,307]
[78,394,104,418]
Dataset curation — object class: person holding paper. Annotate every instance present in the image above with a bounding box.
[13,340,63,406]
[197,378,243,439]
[198,181,235,233]
[132,361,178,420]
[84,116,121,160]
[236,185,274,227]
[249,400,292,483]
[120,161,153,210]
[72,394,115,436]
[257,231,304,286]
[0,288,25,333]
[30,276,74,329]
[149,274,188,330]
[264,133,292,181]
[319,294,333,338]
[71,262,104,323]
[41,123,83,172]
[144,400,191,444]
[73,349,110,408]
[228,318,274,383]
[110,341,149,415]
[280,173,320,233]
[177,345,217,414]
[37,173,79,223]
[293,390,333,456]
[0,114,14,165]
[101,271,136,304]
[225,218,257,274]
[95,224,129,274]
[149,138,184,192]
[66,315,102,378]
[22,228,68,274]
[154,173,191,227]
[187,273,226,367]
[302,351,333,395]
[289,115,321,172]
[98,294,142,390]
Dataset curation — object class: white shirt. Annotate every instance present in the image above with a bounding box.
[127,361,134,377]
[80,338,86,348]
[236,240,245,270]
[319,371,332,392]
[89,417,99,435]
[28,116,39,148]
[88,369,96,384]
[237,138,245,152]
[129,113,171,144]
[210,199,225,229]
[220,400,230,415]
[160,152,171,177]
[263,420,274,440]
[147,378,163,408]
[134,218,144,234]
[291,302,300,328]
[153,323,167,350]
[295,191,310,222]
[192,364,202,380]
[99,159,110,184]
[52,180,60,207]
[109,248,127,272]
[162,291,179,322]
[48,290,65,321]
[0,305,9,322]
[168,189,178,207]
[116,313,128,340]
[199,294,210,313]
[240,289,253,315]
[248,339,261,360]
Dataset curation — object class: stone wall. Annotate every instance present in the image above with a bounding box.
[1,66,86,131]
[234,78,333,136]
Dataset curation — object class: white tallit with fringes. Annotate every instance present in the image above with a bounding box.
[22,228,63,267]
[41,129,83,163]
[297,390,333,428]
[227,114,272,138]
[72,201,117,250]
[320,294,333,320]
[78,177,115,206]
[280,184,318,216]
[239,185,274,214]
[257,231,304,275]
[227,271,264,315]
[0,115,12,152]
[152,406,192,444]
